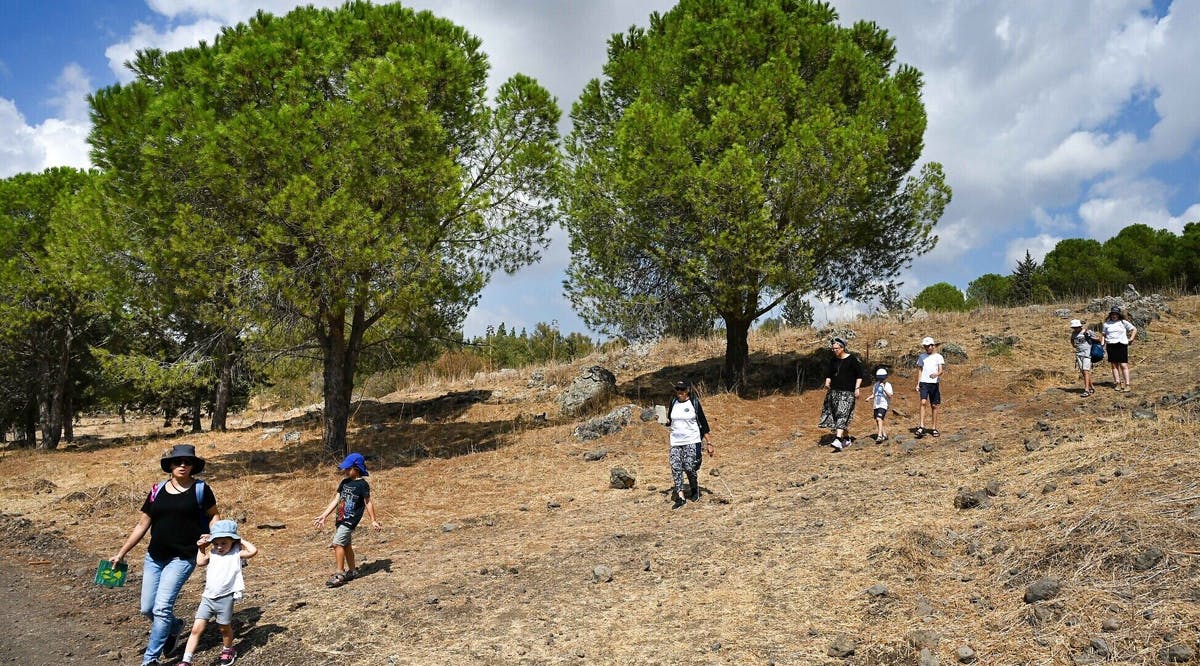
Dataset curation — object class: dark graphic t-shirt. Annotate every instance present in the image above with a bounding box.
[140,482,217,560]
[336,478,371,529]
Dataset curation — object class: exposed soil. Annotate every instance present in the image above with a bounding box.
[2,297,1199,665]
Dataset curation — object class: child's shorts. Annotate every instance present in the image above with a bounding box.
[1075,354,1092,371]
[873,408,888,420]
[332,523,354,547]
[918,382,942,405]
[196,593,236,625]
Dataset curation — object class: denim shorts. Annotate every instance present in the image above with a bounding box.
[332,523,354,547]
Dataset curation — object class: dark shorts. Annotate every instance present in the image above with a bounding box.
[1106,342,1129,364]
[873,408,888,420]
[919,382,941,406]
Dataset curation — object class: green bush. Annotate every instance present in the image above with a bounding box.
[911,282,969,312]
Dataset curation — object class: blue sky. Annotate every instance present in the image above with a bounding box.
[2,0,1199,336]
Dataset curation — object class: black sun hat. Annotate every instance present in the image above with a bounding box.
[160,444,206,474]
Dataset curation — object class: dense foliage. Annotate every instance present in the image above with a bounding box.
[562,0,949,389]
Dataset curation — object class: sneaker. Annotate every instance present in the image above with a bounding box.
[671,491,686,509]
[831,438,844,451]
[877,435,888,443]
[843,437,853,448]
[218,647,237,665]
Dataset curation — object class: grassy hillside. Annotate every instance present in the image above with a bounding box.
[2,297,1198,665]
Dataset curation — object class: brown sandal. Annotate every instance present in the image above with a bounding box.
[325,572,347,588]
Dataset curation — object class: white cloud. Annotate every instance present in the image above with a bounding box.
[1005,233,1061,269]
[105,19,226,82]
[0,65,92,178]
[1031,206,1076,233]
[1079,176,1200,238]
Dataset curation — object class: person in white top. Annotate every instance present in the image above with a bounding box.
[871,368,894,442]
[915,336,945,438]
[177,520,259,666]
[1101,306,1137,391]
[664,381,712,507]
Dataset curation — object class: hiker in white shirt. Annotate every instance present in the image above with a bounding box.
[1101,306,1137,392]
[871,368,894,442]
[915,336,945,438]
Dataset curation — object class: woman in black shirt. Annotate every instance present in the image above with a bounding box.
[818,337,864,451]
[111,444,219,665]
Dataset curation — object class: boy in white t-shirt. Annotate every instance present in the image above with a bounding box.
[871,368,894,442]
[176,520,259,666]
[915,336,945,438]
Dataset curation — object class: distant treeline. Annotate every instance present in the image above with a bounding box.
[912,222,1200,311]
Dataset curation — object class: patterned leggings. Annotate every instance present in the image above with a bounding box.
[669,443,701,496]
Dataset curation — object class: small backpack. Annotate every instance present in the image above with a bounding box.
[1089,336,1105,363]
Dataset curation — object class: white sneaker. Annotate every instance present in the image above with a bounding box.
[831,438,844,451]
[843,437,853,448]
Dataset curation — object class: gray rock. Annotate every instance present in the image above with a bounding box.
[1025,438,1041,452]
[527,369,546,388]
[1101,618,1121,632]
[609,467,636,489]
[558,366,617,417]
[875,338,889,349]
[1042,482,1057,494]
[827,635,856,658]
[1133,545,1164,571]
[639,407,657,422]
[914,596,935,617]
[910,309,930,321]
[1023,577,1061,603]
[981,442,996,453]
[941,342,968,363]
[1055,308,1073,318]
[441,523,458,532]
[985,480,1001,496]
[919,647,939,666]
[1090,637,1111,657]
[981,334,1020,349]
[583,449,608,462]
[906,629,941,650]
[970,365,994,379]
[573,405,635,441]
[866,584,889,597]
[283,430,301,444]
[1160,644,1195,663]
[1132,408,1158,420]
[591,565,613,583]
[955,645,976,663]
[954,489,989,509]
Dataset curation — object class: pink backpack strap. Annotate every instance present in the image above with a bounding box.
[148,479,169,502]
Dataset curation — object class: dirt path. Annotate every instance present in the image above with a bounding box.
[0,541,134,664]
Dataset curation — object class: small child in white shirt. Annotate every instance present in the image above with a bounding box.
[177,520,258,666]
[872,368,895,442]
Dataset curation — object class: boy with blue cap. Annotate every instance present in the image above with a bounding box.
[314,452,381,587]
[176,520,258,666]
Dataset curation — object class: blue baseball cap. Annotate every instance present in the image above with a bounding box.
[338,452,369,476]
[208,519,241,541]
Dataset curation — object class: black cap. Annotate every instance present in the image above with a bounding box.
[673,381,688,391]
[1109,306,1121,314]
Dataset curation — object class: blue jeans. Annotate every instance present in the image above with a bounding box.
[139,553,196,664]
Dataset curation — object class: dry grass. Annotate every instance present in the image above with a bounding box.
[3,297,1200,665]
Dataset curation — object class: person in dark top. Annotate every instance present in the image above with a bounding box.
[818,337,865,451]
[111,444,219,665]
[314,452,381,587]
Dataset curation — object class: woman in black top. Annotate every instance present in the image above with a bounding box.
[111,444,219,665]
[818,337,864,451]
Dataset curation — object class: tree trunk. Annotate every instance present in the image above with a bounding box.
[319,305,366,460]
[63,388,74,443]
[722,316,753,394]
[210,331,235,431]
[162,402,174,428]
[190,389,203,433]
[37,336,69,450]
[22,395,38,445]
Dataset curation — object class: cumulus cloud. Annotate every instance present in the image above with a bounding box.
[0,65,92,178]
[1005,233,1062,270]
[1079,176,1200,238]
[105,19,226,82]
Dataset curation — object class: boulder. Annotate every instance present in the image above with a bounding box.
[573,405,635,441]
[1023,577,1061,603]
[941,342,968,363]
[609,467,636,489]
[558,366,617,417]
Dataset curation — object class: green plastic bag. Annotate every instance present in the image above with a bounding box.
[94,560,128,588]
